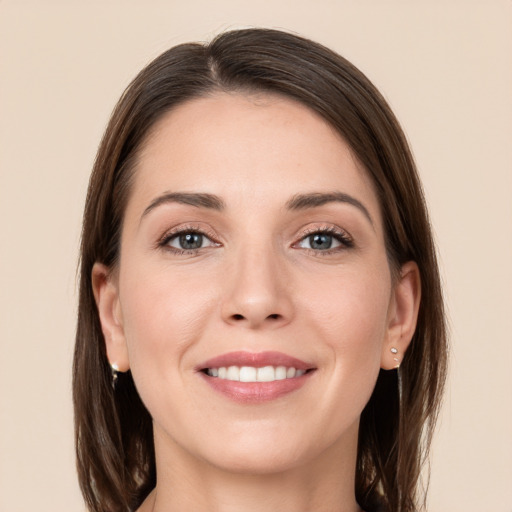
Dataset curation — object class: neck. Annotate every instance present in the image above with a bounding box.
[140,422,363,512]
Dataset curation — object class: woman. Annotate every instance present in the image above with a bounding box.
[73,28,447,512]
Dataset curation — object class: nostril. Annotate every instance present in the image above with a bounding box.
[231,313,280,321]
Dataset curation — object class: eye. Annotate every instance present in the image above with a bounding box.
[299,233,341,250]
[296,228,353,252]
[163,230,218,252]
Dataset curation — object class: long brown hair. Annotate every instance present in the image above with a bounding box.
[74,28,447,512]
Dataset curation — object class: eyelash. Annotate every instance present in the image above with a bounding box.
[157,225,354,256]
[294,226,354,256]
[157,225,220,255]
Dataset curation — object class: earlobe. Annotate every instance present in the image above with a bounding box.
[91,262,130,372]
[381,261,421,370]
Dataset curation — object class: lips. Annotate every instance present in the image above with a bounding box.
[196,351,316,403]
[197,350,313,371]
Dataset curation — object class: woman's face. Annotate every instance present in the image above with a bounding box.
[95,92,417,474]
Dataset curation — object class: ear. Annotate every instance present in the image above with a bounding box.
[91,263,130,372]
[381,261,421,370]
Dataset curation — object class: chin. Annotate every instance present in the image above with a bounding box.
[206,442,311,475]
[189,420,349,476]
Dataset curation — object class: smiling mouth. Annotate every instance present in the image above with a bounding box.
[202,365,311,382]
[196,351,316,403]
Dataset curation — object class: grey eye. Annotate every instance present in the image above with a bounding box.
[167,232,214,250]
[298,233,342,251]
[179,233,203,249]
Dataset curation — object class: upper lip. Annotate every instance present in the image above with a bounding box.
[196,351,314,371]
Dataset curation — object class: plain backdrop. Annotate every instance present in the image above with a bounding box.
[0,1,511,511]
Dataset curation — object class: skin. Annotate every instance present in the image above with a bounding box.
[93,93,421,512]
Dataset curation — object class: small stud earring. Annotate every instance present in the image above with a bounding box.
[111,363,119,389]
[390,347,400,368]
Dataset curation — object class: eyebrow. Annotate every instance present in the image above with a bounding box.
[141,192,226,219]
[141,190,374,227]
[285,192,374,227]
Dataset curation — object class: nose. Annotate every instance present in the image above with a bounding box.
[220,242,294,330]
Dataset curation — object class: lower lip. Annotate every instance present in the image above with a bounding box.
[199,372,313,404]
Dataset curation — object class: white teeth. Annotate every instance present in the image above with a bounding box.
[258,366,275,382]
[239,366,257,382]
[206,365,308,382]
[226,366,240,381]
[275,366,287,380]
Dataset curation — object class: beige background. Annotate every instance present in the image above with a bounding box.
[1,1,511,511]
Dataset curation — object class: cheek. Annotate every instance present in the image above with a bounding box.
[298,263,391,369]
[118,262,219,379]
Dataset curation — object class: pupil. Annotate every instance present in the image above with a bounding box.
[179,233,202,249]
[310,234,332,250]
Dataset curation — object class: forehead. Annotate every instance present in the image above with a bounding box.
[130,92,381,220]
